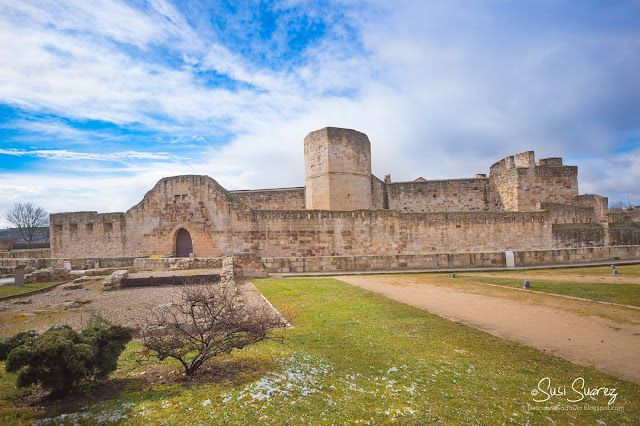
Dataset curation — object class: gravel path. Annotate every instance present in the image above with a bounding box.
[0,276,270,337]
[337,274,640,384]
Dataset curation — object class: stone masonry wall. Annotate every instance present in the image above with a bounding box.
[516,165,579,211]
[552,224,605,248]
[50,211,126,258]
[48,142,606,260]
[371,175,386,209]
[304,127,372,210]
[0,257,135,270]
[609,224,640,246]
[386,178,489,212]
[608,210,640,224]
[262,245,639,274]
[229,188,305,210]
[489,152,578,211]
[539,202,595,224]
[489,167,519,210]
[514,245,640,266]
[0,250,51,259]
[264,252,505,273]
[123,175,255,258]
[250,209,553,256]
[51,175,562,259]
[608,210,640,246]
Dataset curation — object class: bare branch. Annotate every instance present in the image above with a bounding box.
[5,202,49,249]
[141,278,288,376]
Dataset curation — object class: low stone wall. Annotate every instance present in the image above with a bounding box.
[0,258,52,271]
[263,252,505,273]
[67,257,137,269]
[133,258,179,271]
[133,257,223,271]
[263,245,640,274]
[4,246,638,276]
[0,257,136,271]
[514,245,640,266]
[0,249,51,259]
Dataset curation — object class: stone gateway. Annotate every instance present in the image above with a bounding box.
[50,127,631,260]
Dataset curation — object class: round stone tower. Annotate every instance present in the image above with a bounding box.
[304,127,373,210]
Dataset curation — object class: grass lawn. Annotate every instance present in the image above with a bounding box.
[457,276,640,306]
[0,282,62,299]
[503,264,640,277]
[1,277,639,424]
[456,264,640,306]
[0,248,50,253]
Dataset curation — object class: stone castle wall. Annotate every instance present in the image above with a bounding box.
[123,175,254,258]
[250,209,553,256]
[539,202,596,224]
[229,187,305,210]
[304,128,372,210]
[386,178,489,212]
[371,175,386,209]
[517,165,579,210]
[488,153,578,211]
[49,175,591,259]
[50,211,126,259]
[608,210,640,224]
[48,127,631,261]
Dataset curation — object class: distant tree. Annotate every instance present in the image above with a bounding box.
[142,279,287,377]
[5,202,48,249]
[609,201,627,211]
[0,232,16,251]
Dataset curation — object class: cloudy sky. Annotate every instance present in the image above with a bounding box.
[1,0,639,226]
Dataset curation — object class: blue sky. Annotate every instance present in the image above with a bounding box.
[1,0,639,225]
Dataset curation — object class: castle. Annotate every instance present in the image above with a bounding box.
[50,127,639,268]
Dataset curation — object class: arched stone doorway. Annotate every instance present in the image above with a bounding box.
[175,228,193,258]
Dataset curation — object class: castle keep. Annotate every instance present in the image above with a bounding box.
[50,127,637,263]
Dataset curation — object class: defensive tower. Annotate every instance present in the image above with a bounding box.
[304,127,373,210]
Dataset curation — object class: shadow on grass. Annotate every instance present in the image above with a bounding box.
[8,356,275,421]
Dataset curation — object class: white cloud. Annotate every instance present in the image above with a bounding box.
[0,148,182,162]
[0,0,638,228]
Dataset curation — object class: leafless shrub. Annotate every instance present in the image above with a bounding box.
[0,233,16,251]
[5,202,48,249]
[141,279,288,376]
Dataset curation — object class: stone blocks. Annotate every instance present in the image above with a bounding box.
[47,127,612,262]
[304,127,373,211]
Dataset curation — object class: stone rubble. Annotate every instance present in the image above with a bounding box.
[102,270,129,291]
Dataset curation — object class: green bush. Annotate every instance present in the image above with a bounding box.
[0,321,132,396]
[0,330,37,360]
[81,320,133,380]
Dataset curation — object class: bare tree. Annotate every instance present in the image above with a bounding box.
[0,232,16,251]
[609,200,626,210]
[142,279,288,376]
[5,203,49,249]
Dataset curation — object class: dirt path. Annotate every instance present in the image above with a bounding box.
[336,275,640,384]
